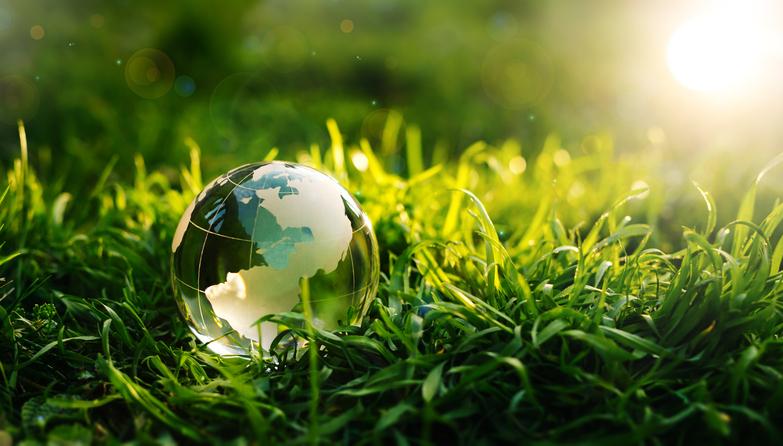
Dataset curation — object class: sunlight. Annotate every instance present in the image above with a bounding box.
[666,1,767,93]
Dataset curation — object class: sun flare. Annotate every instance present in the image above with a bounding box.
[666,2,767,93]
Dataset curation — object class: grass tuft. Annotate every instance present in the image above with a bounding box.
[1,120,783,444]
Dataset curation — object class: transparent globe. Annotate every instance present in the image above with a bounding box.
[171,161,379,356]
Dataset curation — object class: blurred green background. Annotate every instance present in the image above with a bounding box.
[1,0,782,198]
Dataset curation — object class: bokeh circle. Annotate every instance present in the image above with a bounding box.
[124,48,175,99]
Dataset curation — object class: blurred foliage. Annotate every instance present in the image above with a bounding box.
[2,0,780,191]
[0,1,780,234]
[0,0,550,179]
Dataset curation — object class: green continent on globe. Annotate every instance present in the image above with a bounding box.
[200,163,353,348]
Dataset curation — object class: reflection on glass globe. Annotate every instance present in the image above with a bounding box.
[171,161,379,356]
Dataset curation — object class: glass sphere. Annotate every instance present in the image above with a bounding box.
[171,161,379,356]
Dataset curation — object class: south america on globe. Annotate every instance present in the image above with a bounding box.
[171,161,380,356]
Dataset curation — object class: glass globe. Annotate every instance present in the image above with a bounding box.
[171,161,379,356]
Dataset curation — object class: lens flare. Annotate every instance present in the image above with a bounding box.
[125,49,175,98]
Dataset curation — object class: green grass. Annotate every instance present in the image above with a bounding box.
[2,119,783,445]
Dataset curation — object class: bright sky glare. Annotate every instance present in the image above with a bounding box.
[666,0,774,93]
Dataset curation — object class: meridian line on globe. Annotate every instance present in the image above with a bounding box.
[248,197,263,268]
[246,169,270,270]
[193,168,258,330]
[348,243,356,296]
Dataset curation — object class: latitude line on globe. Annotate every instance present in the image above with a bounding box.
[225,176,259,191]
[187,219,369,242]
[174,275,372,303]
[225,170,359,202]
[194,168,257,330]
[188,220,253,241]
